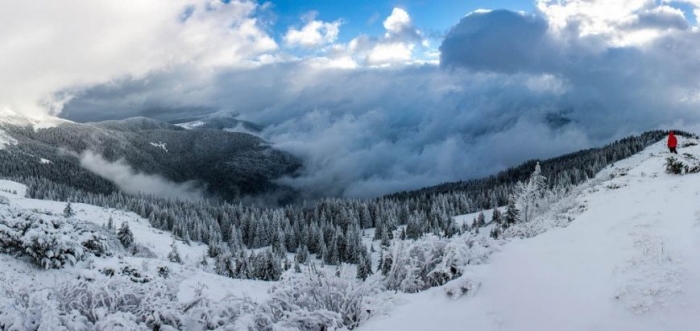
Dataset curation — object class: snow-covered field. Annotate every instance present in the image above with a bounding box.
[0,180,274,305]
[360,139,700,330]
[3,137,700,330]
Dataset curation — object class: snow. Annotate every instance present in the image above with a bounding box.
[0,180,252,304]
[0,108,70,131]
[39,158,52,164]
[0,129,17,149]
[178,272,272,303]
[175,120,204,129]
[149,141,168,152]
[4,135,700,330]
[361,138,700,330]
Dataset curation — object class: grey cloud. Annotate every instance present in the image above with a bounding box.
[80,150,205,200]
[625,7,690,31]
[60,9,700,199]
[440,10,554,73]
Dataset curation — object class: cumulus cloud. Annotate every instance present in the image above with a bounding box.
[284,11,342,48]
[537,0,690,47]
[440,10,553,73]
[79,151,204,200]
[292,7,431,68]
[0,0,275,119]
[51,1,700,200]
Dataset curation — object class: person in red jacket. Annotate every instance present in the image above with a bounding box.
[668,131,678,154]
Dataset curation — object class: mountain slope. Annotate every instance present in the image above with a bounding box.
[0,116,301,202]
[361,138,700,330]
[171,111,262,133]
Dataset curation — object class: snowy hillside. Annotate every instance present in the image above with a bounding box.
[361,138,700,330]
[0,181,276,330]
[2,135,699,330]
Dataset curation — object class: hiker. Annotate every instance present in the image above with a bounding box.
[668,131,678,154]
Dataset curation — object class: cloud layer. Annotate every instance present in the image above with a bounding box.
[80,151,204,200]
[10,0,700,199]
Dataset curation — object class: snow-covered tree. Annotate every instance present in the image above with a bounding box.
[63,202,74,218]
[514,162,547,223]
[117,221,134,248]
[167,241,182,264]
[491,208,502,225]
[504,199,519,228]
[106,215,114,230]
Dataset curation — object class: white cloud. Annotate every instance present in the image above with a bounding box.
[537,0,689,47]
[284,12,342,48]
[366,43,415,65]
[0,0,275,118]
[80,150,204,200]
[44,1,700,200]
[383,8,412,35]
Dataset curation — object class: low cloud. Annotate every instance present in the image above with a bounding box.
[55,1,700,200]
[79,150,204,201]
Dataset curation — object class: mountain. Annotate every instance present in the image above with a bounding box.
[360,136,700,331]
[0,115,301,203]
[170,111,262,134]
[2,132,700,330]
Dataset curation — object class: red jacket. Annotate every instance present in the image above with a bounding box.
[668,132,677,148]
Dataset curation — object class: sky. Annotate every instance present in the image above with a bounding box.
[4,0,700,199]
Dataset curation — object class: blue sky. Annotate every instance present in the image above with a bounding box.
[269,0,534,42]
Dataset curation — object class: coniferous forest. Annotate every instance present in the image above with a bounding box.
[0,125,675,282]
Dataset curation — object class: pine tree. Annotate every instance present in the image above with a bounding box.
[504,199,519,228]
[381,225,391,248]
[491,208,502,225]
[295,244,309,264]
[117,221,134,248]
[490,226,501,239]
[168,241,182,264]
[107,215,114,230]
[515,162,547,223]
[63,202,74,218]
[381,251,392,276]
[357,255,370,280]
[476,212,486,228]
[199,252,209,269]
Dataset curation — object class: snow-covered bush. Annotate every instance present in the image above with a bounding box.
[383,233,497,293]
[267,264,384,330]
[21,218,85,269]
[0,211,112,269]
[444,274,481,299]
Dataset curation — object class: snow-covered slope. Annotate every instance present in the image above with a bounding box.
[0,180,273,304]
[361,138,700,331]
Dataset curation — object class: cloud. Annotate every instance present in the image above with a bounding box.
[53,1,700,200]
[79,150,204,200]
[439,10,553,73]
[284,11,342,48]
[537,0,690,47]
[286,7,431,68]
[0,0,275,119]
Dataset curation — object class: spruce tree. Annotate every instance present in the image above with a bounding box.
[504,199,519,227]
[107,215,114,230]
[476,212,486,228]
[117,221,134,248]
[63,202,74,218]
[491,208,502,225]
[168,241,182,264]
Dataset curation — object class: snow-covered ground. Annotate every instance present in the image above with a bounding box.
[0,180,274,304]
[361,138,700,331]
[3,136,700,330]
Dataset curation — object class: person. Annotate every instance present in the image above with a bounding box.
[668,131,678,154]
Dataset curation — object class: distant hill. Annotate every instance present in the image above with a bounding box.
[0,116,301,203]
[170,111,262,133]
